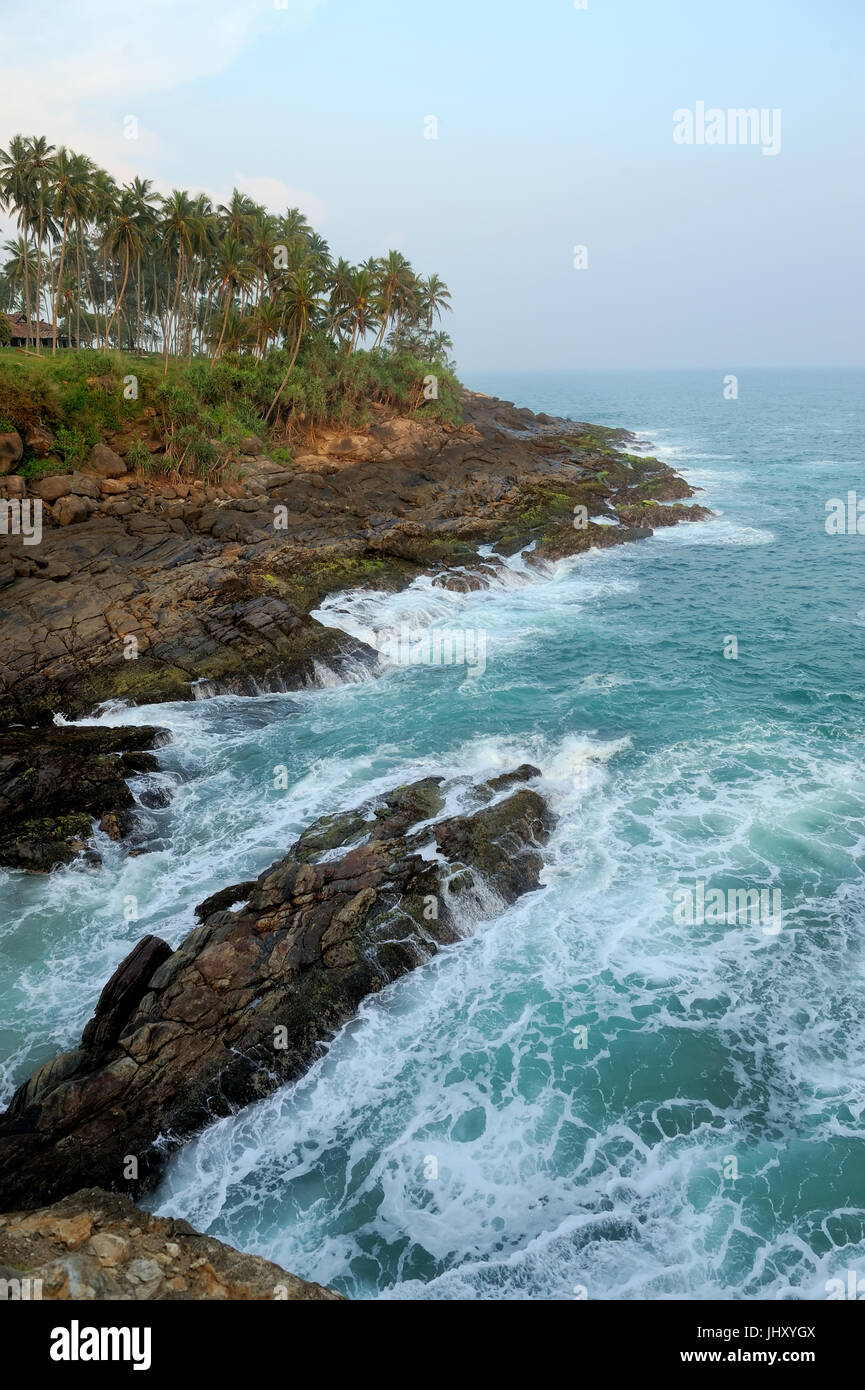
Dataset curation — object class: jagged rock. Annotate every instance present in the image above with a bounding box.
[0,725,169,871]
[70,472,100,499]
[0,775,554,1208]
[53,494,91,526]
[0,475,25,499]
[0,432,23,474]
[81,938,176,1056]
[483,764,542,794]
[31,474,72,502]
[24,423,55,458]
[0,1189,342,1300]
[98,807,137,841]
[0,393,710,725]
[87,443,127,478]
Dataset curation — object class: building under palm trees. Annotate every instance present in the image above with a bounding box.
[3,313,72,348]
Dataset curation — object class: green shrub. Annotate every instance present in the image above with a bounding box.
[0,340,464,478]
[54,422,99,468]
[125,439,153,473]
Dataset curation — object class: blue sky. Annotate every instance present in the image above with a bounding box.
[2,0,863,369]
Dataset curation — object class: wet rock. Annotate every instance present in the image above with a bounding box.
[483,764,542,794]
[0,393,709,726]
[81,937,175,1056]
[98,807,137,841]
[0,774,554,1207]
[0,725,169,871]
[136,783,173,810]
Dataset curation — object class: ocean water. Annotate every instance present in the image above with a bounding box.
[2,368,864,1300]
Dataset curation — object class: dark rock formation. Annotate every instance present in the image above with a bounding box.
[0,724,170,871]
[0,772,554,1211]
[0,393,711,723]
[0,1188,342,1299]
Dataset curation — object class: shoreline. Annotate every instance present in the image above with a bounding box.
[0,388,715,1297]
[1,390,710,871]
[1,389,710,727]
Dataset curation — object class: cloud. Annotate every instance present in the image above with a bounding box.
[0,1,328,234]
[0,0,327,174]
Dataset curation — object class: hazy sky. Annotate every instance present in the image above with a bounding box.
[2,0,862,370]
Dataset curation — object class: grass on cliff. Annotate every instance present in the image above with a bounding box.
[0,337,463,481]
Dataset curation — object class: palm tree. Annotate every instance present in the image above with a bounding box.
[374,250,414,348]
[160,189,200,370]
[50,148,86,352]
[277,208,311,250]
[419,273,452,335]
[90,168,119,346]
[27,137,57,351]
[184,194,215,359]
[0,136,38,344]
[104,187,147,346]
[390,263,419,353]
[65,153,97,349]
[265,266,321,420]
[1,236,37,320]
[304,231,332,280]
[211,234,255,360]
[218,189,257,243]
[128,176,160,350]
[247,208,279,312]
[326,257,354,342]
[205,302,253,356]
[345,267,377,353]
[249,295,282,359]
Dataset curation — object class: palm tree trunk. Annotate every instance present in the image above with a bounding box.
[164,247,184,372]
[106,238,130,343]
[22,237,32,350]
[84,247,99,347]
[52,210,70,354]
[75,235,82,347]
[212,289,232,361]
[33,203,47,354]
[265,327,303,422]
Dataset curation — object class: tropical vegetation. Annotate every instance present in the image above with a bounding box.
[0,135,459,469]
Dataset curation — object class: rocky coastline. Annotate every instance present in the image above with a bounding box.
[1,391,710,727]
[0,390,712,1295]
[0,768,553,1211]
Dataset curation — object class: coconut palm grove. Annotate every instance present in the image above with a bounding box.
[0,135,458,471]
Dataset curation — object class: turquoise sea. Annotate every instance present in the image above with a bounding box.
[2,368,864,1299]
